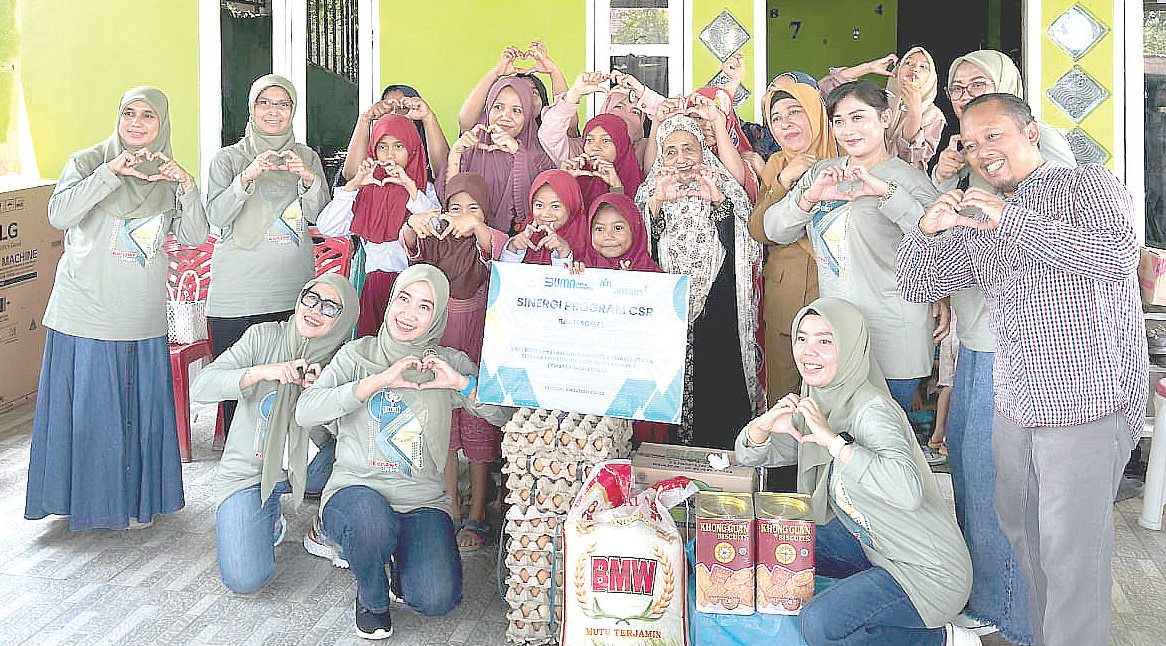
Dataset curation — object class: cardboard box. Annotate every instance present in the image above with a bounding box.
[1139,246,1166,305]
[0,179,61,414]
[632,442,759,493]
[632,443,760,542]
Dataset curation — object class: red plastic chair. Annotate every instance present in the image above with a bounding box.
[310,226,354,277]
[166,233,225,462]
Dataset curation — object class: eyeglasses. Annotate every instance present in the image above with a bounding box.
[945,80,993,99]
[256,98,293,110]
[299,289,342,318]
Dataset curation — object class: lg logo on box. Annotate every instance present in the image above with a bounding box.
[0,222,17,241]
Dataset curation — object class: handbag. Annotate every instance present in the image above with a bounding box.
[166,269,208,344]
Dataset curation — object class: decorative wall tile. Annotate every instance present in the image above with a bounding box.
[1065,127,1111,165]
[1046,65,1109,122]
[698,10,750,62]
[1047,4,1108,62]
[707,70,750,108]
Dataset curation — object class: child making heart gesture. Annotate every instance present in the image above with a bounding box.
[446,77,555,235]
[317,114,441,335]
[501,169,588,266]
[400,173,509,552]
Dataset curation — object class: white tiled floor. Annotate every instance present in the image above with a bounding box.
[1,402,1163,645]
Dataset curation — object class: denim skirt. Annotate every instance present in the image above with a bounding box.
[25,328,185,530]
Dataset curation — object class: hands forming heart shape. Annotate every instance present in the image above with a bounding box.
[384,354,466,390]
[112,149,192,188]
[805,165,890,204]
[476,124,520,154]
[561,154,598,178]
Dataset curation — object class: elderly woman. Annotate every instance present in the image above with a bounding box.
[736,297,976,646]
[205,74,328,431]
[634,114,763,448]
[192,273,358,593]
[295,264,512,640]
[25,86,208,530]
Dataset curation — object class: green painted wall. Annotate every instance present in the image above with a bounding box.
[21,0,199,180]
[380,1,587,142]
[691,0,757,122]
[766,0,898,83]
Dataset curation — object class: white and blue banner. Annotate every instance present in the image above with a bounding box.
[477,263,689,424]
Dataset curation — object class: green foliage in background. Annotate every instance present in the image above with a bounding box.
[1148,10,1166,56]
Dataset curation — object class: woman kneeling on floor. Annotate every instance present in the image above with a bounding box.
[735,297,979,646]
[192,273,358,593]
[295,264,512,640]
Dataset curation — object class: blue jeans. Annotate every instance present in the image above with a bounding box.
[799,519,944,646]
[215,439,336,593]
[886,377,922,413]
[947,346,1032,644]
[322,485,462,615]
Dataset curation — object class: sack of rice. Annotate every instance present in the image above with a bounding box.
[561,460,695,646]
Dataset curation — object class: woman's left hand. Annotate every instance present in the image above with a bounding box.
[593,159,622,190]
[381,161,418,197]
[538,228,570,256]
[153,151,195,193]
[694,165,723,203]
[844,165,891,200]
[795,397,837,446]
[417,355,470,391]
[282,150,316,188]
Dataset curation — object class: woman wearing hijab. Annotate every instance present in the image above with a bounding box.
[295,264,512,640]
[206,74,329,430]
[819,47,946,171]
[445,77,555,236]
[635,114,763,449]
[192,274,358,593]
[735,298,976,646]
[921,48,1076,644]
[25,87,208,530]
[317,113,440,336]
[750,77,840,406]
[764,80,940,413]
[502,169,590,266]
[538,70,650,175]
[402,172,507,552]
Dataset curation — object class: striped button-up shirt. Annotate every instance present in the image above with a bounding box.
[897,162,1146,438]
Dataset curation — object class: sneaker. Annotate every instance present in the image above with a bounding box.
[945,623,983,646]
[304,515,349,568]
[953,613,1000,636]
[355,600,393,639]
[273,514,287,547]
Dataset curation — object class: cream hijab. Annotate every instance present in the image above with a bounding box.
[259,273,359,507]
[347,264,457,469]
[229,74,313,249]
[789,297,898,524]
[73,87,176,220]
[886,46,943,146]
[947,49,1024,99]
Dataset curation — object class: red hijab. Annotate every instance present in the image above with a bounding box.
[351,114,428,243]
[689,86,753,155]
[580,192,660,272]
[576,114,644,208]
[457,77,554,234]
[521,170,588,266]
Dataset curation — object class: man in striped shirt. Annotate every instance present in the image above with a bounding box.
[897,93,1146,646]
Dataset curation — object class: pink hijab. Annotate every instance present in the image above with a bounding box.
[521,169,588,266]
[600,88,645,143]
[457,77,554,234]
[576,114,644,207]
[580,192,660,272]
[351,114,428,243]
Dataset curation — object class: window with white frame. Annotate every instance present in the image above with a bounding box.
[593,0,686,100]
